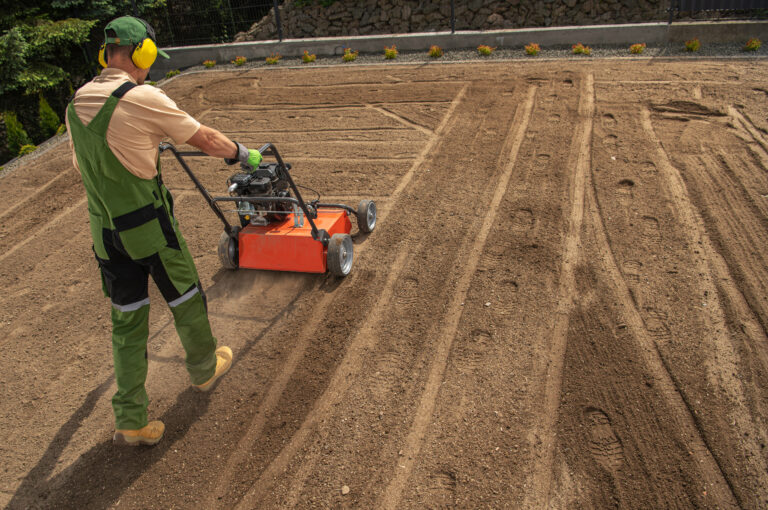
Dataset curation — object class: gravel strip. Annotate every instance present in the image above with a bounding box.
[175,42,766,75]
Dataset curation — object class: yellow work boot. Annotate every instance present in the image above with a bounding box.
[193,346,233,392]
[113,420,165,446]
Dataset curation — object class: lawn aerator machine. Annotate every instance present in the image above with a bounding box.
[159,142,376,276]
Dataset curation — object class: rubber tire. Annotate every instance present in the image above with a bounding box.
[327,233,354,277]
[218,228,239,270]
[357,199,376,233]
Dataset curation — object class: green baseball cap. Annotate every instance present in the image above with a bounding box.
[104,16,169,59]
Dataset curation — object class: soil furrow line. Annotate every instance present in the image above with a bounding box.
[525,73,593,509]
[207,101,451,112]
[231,249,409,510]
[0,168,76,223]
[377,84,537,510]
[228,84,472,509]
[370,105,434,135]
[231,82,526,509]
[730,106,768,155]
[0,196,87,265]
[204,85,468,507]
[595,80,734,85]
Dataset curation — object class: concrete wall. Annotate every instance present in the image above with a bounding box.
[150,20,768,78]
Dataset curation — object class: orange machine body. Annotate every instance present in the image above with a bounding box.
[237,209,352,273]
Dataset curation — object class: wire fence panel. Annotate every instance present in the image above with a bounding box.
[138,1,768,46]
[676,0,768,9]
[147,0,274,47]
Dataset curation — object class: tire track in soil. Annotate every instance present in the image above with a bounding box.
[731,106,768,155]
[525,73,594,509]
[558,103,741,506]
[377,85,538,510]
[639,108,768,505]
[388,75,577,509]
[582,152,740,508]
[228,82,522,510]
[203,84,469,507]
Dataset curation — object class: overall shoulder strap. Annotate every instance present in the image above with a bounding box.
[111,82,137,99]
[84,81,138,135]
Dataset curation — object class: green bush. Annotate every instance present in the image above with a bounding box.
[745,38,762,51]
[4,112,31,156]
[38,94,60,138]
[55,124,66,136]
[18,144,36,156]
[165,69,180,78]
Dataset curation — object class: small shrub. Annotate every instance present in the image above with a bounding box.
[18,144,36,156]
[572,43,591,55]
[524,42,540,56]
[302,50,316,63]
[265,53,281,65]
[428,45,443,58]
[165,69,180,78]
[203,59,216,68]
[477,45,495,56]
[342,48,358,62]
[232,56,247,66]
[4,112,31,156]
[745,38,761,51]
[629,43,646,54]
[685,38,701,52]
[384,45,398,59]
[148,81,158,86]
[55,124,66,136]
[38,95,60,138]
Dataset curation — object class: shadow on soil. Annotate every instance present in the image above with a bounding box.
[8,387,214,509]
[8,268,314,509]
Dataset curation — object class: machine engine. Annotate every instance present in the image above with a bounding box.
[227,162,292,226]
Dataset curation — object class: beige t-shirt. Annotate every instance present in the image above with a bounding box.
[66,68,200,179]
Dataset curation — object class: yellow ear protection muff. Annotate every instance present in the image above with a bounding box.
[98,43,108,68]
[131,37,158,69]
[98,17,159,70]
[130,19,158,69]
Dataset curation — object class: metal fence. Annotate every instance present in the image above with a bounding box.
[134,0,768,47]
[669,0,768,21]
[675,0,768,9]
[143,0,274,47]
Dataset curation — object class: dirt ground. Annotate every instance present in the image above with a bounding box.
[3,58,768,509]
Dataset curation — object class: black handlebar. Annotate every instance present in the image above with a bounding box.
[158,142,328,244]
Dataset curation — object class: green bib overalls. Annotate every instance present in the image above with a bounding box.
[67,82,217,430]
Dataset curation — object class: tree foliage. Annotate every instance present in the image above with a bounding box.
[0,18,95,96]
[39,94,61,137]
[4,112,32,156]
[0,0,167,163]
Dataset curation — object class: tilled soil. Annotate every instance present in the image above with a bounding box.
[3,60,768,509]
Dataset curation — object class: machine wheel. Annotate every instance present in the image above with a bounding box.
[327,233,353,277]
[218,228,239,270]
[357,199,376,233]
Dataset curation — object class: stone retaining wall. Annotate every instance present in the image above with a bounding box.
[236,0,668,41]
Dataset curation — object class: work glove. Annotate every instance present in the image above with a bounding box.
[225,141,262,171]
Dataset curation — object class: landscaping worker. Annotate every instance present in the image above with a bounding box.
[65,16,262,446]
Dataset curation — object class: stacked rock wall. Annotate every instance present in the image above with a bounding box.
[236,0,668,41]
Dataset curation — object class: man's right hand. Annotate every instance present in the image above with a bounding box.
[225,141,262,171]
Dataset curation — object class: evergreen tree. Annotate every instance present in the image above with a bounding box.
[39,94,60,138]
[4,112,32,157]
